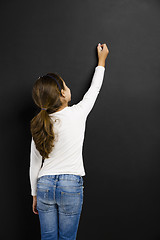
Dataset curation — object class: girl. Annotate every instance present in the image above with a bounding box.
[29,43,109,240]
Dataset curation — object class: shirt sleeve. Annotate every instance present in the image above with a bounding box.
[72,65,105,118]
[29,137,42,196]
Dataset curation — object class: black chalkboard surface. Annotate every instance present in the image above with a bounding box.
[1,1,160,239]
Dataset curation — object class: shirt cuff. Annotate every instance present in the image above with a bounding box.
[96,65,105,70]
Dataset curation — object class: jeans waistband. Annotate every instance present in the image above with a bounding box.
[38,174,83,182]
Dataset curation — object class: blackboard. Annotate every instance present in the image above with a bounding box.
[1,0,160,239]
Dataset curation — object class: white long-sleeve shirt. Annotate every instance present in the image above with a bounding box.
[29,66,105,196]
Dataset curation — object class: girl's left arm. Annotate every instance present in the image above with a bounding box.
[29,137,42,196]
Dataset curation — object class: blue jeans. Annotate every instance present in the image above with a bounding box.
[36,174,84,240]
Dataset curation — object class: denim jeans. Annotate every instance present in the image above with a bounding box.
[36,174,84,240]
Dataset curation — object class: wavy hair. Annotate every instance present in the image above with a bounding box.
[30,72,65,159]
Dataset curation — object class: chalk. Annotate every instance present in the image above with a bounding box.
[98,42,102,51]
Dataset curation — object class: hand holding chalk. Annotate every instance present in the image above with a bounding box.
[97,43,109,62]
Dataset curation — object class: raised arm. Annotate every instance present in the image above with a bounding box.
[72,43,109,118]
[72,65,105,118]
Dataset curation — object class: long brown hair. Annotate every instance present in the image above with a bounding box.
[30,72,65,159]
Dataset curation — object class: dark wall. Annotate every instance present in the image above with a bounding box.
[1,0,160,239]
